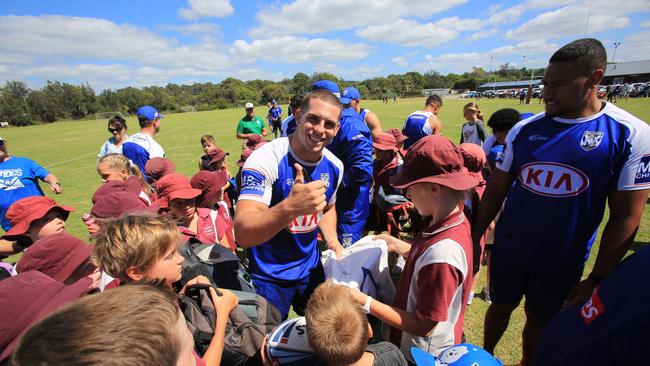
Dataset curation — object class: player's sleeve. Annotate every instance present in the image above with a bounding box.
[415,262,462,322]
[616,120,650,190]
[238,148,277,206]
[149,142,164,159]
[336,122,373,188]
[236,121,244,135]
[29,159,50,179]
[496,122,524,174]
[325,152,345,206]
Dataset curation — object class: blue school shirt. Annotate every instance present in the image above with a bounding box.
[0,157,49,230]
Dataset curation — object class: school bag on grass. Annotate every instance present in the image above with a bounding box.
[178,238,255,293]
[181,283,281,366]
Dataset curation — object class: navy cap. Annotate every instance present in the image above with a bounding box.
[136,105,163,121]
[311,80,340,97]
[340,86,361,104]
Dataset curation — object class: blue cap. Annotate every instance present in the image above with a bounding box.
[520,112,534,120]
[340,86,361,104]
[311,80,340,97]
[488,145,505,164]
[136,105,163,121]
[272,99,277,104]
[411,344,502,366]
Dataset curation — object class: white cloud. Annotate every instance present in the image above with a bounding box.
[159,22,220,35]
[355,17,481,48]
[179,0,233,20]
[486,0,574,25]
[642,21,650,28]
[467,28,500,42]
[231,36,371,63]
[613,31,650,62]
[391,56,409,67]
[249,0,468,37]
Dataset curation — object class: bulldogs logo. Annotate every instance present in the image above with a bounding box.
[580,131,604,151]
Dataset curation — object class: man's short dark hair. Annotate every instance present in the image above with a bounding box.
[487,108,520,132]
[290,94,304,110]
[425,95,443,107]
[137,115,154,128]
[549,38,607,76]
[300,90,342,119]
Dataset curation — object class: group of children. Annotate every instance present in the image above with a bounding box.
[0,100,522,366]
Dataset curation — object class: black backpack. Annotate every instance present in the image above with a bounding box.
[181,284,281,366]
[178,238,255,293]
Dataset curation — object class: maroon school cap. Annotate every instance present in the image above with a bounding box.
[144,157,176,183]
[459,143,487,180]
[16,232,92,283]
[207,147,229,166]
[190,171,228,208]
[245,134,266,151]
[390,135,479,190]
[91,191,152,219]
[3,197,74,238]
[154,173,201,209]
[372,133,399,152]
[0,271,90,361]
[237,149,254,167]
[91,176,141,204]
[387,128,408,144]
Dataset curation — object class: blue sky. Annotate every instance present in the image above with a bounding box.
[1,0,648,91]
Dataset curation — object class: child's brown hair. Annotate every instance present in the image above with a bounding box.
[306,281,368,366]
[93,213,181,283]
[13,283,182,366]
[200,134,215,146]
[463,102,484,121]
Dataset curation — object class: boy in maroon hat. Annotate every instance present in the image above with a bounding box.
[387,128,408,156]
[243,134,266,152]
[145,157,176,184]
[191,171,235,249]
[0,271,91,362]
[350,135,479,362]
[1,196,74,255]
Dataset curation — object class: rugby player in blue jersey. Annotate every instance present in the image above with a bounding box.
[471,38,650,365]
[234,89,345,320]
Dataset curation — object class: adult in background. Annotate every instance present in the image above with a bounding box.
[315,81,373,248]
[236,102,267,139]
[97,115,128,159]
[0,136,62,233]
[122,105,164,181]
[280,94,304,137]
[342,86,383,139]
[267,99,283,138]
[235,89,345,319]
[402,95,443,149]
[472,38,650,365]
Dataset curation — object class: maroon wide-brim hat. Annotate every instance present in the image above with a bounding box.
[387,128,408,144]
[372,133,399,152]
[16,232,92,283]
[207,147,229,166]
[190,170,228,208]
[459,143,487,181]
[3,196,74,238]
[153,173,201,209]
[144,157,176,183]
[390,135,479,191]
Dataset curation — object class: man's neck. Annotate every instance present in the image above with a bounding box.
[140,128,155,137]
[289,135,321,163]
[423,105,436,113]
[344,351,375,366]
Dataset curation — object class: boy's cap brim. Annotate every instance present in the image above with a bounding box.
[390,168,480,190]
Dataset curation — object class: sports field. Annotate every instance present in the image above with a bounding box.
[3,96,649,364]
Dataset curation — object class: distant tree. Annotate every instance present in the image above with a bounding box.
[291,72,311,94]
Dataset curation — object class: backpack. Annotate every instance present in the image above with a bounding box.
[181,283,281,366]
[178,238,255,293]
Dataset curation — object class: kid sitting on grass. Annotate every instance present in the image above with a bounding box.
[92,212,238,365]
[12,283,237,366]
[352,135,479,362]
[306,280,407,366]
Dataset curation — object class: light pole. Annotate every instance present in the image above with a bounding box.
[612,42,621,63]
[520,56,526,80]
[490,56,496,92]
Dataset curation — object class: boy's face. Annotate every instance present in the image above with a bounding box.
[175,308,197,366]
[202,141,215,154]
[28,209,67,240]
[170,198,197,222]
[144,242,184,287]
[406,183,436,216]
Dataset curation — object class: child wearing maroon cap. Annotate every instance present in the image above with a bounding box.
[13,283,238,366]
[350,135,479,362]
[387,128,409,157]
[156,173,234,251]
[1,196,74,255]
[191,171,236,250]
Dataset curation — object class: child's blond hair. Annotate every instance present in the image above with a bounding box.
[97,153,152,194]
[306,281,368,366]
[463,102,484,121]
[93,213,181,283]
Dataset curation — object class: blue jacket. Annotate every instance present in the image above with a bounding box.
[327,107,373,222]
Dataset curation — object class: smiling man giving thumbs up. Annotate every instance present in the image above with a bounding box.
[235,90,345,319]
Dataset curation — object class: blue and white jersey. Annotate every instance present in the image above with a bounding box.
[359,108,369,123]
[239,137,343,282]
[495,103,650,270]
[402,111,434,149]
[534,246,650,365]
[269,106,282,120]
[0,157,49,230]
[122,133,164,180]
[280,115,296,137]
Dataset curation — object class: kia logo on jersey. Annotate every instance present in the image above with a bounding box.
[519,162,589,197]
[287,212,321,233]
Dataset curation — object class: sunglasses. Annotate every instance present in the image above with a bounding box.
[107,127,122,133]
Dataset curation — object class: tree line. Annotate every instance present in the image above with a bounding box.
[0,64,544,126]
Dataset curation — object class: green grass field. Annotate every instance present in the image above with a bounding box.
[3,96,649,364]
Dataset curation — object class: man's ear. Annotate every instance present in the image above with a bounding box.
[367,323,373,339]
[126,266,144,282]
[294,108,302,125]
[588,69,605,89]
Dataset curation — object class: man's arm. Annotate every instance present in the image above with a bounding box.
[236,121,248,139]
[365,111,383,139]
[428,115,443,136]
[564,188,650,307]
[319,204,343,257]
[471,169,514,246]
[43,173,62,194]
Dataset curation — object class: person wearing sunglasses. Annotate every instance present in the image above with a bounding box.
[98,115,128,159]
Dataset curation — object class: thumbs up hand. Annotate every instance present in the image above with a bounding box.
[287,163,327,216]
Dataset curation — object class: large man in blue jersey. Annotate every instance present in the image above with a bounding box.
[313,81,373,247]
[235,89,345,319]
[401,94,443,149]
[472,38,650,365]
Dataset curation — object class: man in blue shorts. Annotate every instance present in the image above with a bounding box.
[471,38,650,365]
[234,89,345,319]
